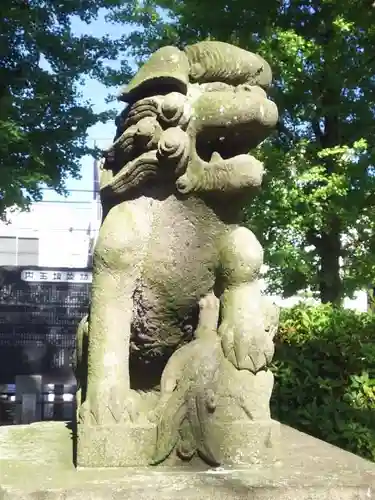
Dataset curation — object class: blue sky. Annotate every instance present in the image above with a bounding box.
[42,10,133,204]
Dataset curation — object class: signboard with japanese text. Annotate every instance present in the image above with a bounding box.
[21,269,92,283]
[0,266,91,384]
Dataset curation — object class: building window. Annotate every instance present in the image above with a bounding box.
[0,236,39,266]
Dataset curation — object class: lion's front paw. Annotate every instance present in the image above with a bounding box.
[78,387,141,426]
[218,320,274,372]
[78,398,97,426]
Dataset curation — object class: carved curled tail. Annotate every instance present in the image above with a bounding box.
[184,41,272,89]
[151,390,187,465]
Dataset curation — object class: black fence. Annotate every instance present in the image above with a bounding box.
[0,266,91,385]
[0,385,76,425]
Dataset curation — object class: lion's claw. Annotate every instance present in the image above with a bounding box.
[78,388,141,425]
[218,320,274,372]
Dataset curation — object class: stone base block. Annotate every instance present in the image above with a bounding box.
[1,421,375,499]
[77,423,157,467]
[77,419,280,468]
[204,419,280,465]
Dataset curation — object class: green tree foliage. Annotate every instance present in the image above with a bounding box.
[272,304,375,461]
[110,0,375,304]
[0,0,124,216]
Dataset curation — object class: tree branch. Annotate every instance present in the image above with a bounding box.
[276,120,297,143]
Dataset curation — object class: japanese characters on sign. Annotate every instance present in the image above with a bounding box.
[21,269,93,283]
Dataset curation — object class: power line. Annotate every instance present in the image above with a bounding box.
[89,138,113,141]
[40,188,96,193]
[37,200,94,205]
[0,228,99,233]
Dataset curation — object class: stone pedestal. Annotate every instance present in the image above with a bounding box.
[77,423,157,467]
[203,420,280,465]
[1,421,374,499]
[77,420,280,467]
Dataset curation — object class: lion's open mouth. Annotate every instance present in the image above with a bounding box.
[195,127,263,162]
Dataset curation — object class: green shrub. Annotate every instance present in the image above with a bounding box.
[270,303,375,461]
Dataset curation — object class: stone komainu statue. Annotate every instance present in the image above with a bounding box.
[75,41,280,468]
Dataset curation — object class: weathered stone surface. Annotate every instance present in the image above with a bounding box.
[118,46,190,104]
[1,422,375,499]
[184,41,273,89]
[76,40,281,467]
[77,422,157,467]
[77,420,280,468]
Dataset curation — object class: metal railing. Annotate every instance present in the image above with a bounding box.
[0,391,76,425]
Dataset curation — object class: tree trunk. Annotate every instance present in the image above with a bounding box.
[315,65,342,305]
[317,220,342,306]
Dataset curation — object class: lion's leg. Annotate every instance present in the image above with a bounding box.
[79,199,154,426]
[216,227,274,372]
[82,272,138,425]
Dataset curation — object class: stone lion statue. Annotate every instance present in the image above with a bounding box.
[75,41,280,468]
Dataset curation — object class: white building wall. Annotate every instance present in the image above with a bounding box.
[0,202,94,268]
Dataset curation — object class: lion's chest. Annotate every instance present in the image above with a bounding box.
[96,191,233,389]
[96,192,229,358]
[132,194,225,342]
[143,195,223,293]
